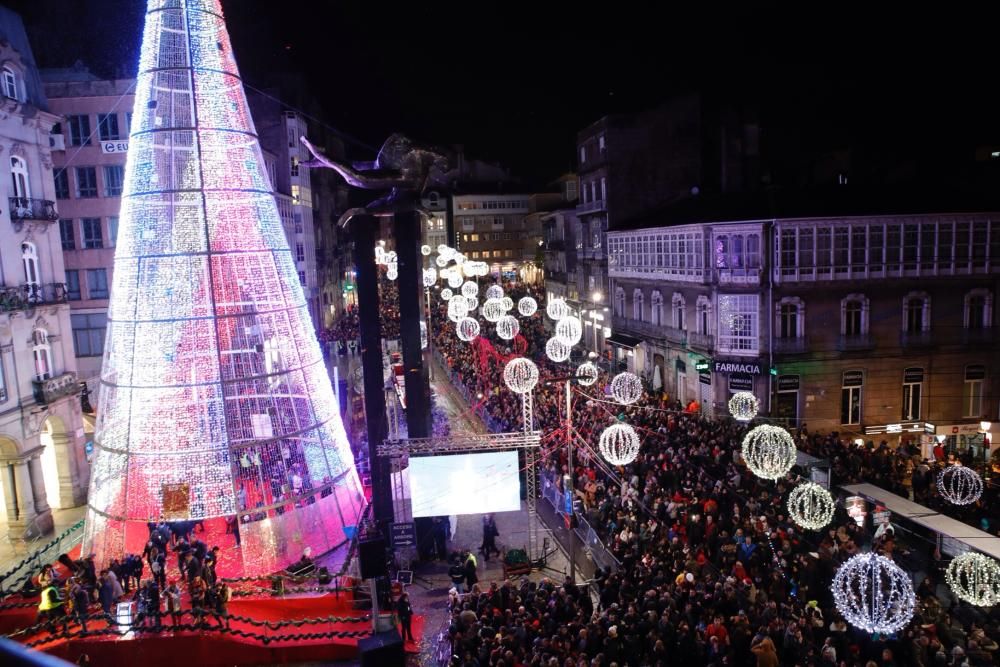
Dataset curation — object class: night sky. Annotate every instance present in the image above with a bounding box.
[9,0,1000,188]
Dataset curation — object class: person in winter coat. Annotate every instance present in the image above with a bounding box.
[750,634,779,667]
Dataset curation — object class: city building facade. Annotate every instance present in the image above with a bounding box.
[453,193,533,278]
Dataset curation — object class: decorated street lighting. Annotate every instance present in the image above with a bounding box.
[741,425,797,480]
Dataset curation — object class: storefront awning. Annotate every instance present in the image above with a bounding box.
[605,333,643,348]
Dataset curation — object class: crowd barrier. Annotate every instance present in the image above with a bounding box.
[539,472,621,572]
[0,521,85,597]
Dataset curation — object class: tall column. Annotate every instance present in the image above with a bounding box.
[394,211,431,439]
[0,465,18,524]
[11,461,36,527]
[27,456,51,516]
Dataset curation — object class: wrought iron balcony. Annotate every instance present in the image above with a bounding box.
[686,331,714,352]
[9,197,58,225]
[837,334,875,352]
[617,317,687,344]
[576,198,607,214]
[0,283,68,312]
[774,337,809,354]
[33,372,80,406]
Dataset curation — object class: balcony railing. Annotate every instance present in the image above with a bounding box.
[9,197,58,225]
[0,283,68,313]
[900,330,934,348]
[617,317,687,344]
[686,331,714,351]
[717,267,761,285]
[576,198,606,214]
[774,337,808,354]
[33,372,80,406]
[837,334,875,352]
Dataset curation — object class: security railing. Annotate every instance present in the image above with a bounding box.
[539,472,620,572]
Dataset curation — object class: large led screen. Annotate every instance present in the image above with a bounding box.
[409,451,521,518]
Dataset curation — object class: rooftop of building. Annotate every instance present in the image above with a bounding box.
[0,5,47,111]
[41,62,135,99]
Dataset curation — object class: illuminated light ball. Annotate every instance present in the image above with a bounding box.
[485,285,504,300]
[832,553,916,634]
[461,281,479,298]
[598,423,641,466]
[741,425,797,481]
[576,362,599,387]
[610,372,643,405]
[456,317,481,342]
[420,321,428,350]
[545,337,571,362]
[447,271,464,289]
[728,391,759,422]
[422,267,437,287]
[440,288,453,301]
[435,254,449,268]
[462,263,479,278]
[447,295,469,323]
[937,465,984,505]
[384,251,397,264]
[496,315,520,340]
[465,296,478,311]
[503,357,539,394]
[517,296,538,317]
[946,552,1000,607]
[501,296,514,312]
[386,264,398,281]
[421,245,432,256]
[437,244,453,258]
[475,262,490,277]
[481,298,506,323]
[787,482,836,531]
[454,253,466,264]
[555,316,583,346]
[546,298,569,320]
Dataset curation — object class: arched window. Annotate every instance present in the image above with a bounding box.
[10,155,30,202]
[696,296,712,335]
[650,291,664,326]
[632,288,644,321]
[672,293,686,330]
[776,297,805,338]
[21,241,40,297]
[964,289,993,329]
[614,286,625,318]
[32,328,53,381]
[902,291,931,333]
[2,66,19,101]
[841,294,868,336]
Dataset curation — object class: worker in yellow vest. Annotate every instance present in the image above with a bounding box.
[37,584,68,633]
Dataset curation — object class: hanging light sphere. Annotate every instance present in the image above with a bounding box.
[461,281,479,298]
[832,553,917,634]
[456,317,481,342]
[422,267,437,287]
[598,423,641,466]
[421,245,432,256]
[937,465,983,505]
[386,264,398,281]
[546,298,569,320]
[610,372,643,405]
[482,298,506,323]
[496,315,520,340]
[447,295,469,323]
[545,337,571,362]
[787,482,836,530]
[447,271,464,289]
[485,284,504,300]
[555,316,583,346]
[741,425,797,480]
[465,296,478,311]
[437,244,453,258]
[440,288,453,301]
[501,296,514,312]
[435,254,449,268]
[454,253,466,264]
[474,262,491,277]
[728,391,759,422]
[517,296,538,317]
[503,357,539,395]
[946,552,1000,607]
[420,321,428,350]
[576,362,599,387]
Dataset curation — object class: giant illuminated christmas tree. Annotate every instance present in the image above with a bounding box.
[82,0,365,575]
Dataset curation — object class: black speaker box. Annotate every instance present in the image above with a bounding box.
[359,629,404,667]
[358,536,388,579]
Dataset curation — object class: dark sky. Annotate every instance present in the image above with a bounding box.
[9,0,1000,187]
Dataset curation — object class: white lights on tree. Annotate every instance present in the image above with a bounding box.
[485,284,504,300]
[741,425,797,480]
[501,296,514,312]
[517,296,538,317]
[503,357,539,394]
[728,391,759,422]
[576,362,599,387]
[461,281,479,298]
[546,298,569,320]
[447,295,469,323]
[456,317,481,342]
[945,552,1000,607]
[545,337,571,362]
[440,288,453,300]
[447,271,464,288]
[482,298,506,323]
[421,245,432,256]
[598,423,641,466]
[496,315,520,340]
[787,482,835,530]
[422,268,437,287]
[554,316,583,346]
[610,372,643,405]
[937,465,983,505]
[832,553,916,634]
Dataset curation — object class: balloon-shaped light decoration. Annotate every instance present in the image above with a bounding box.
[482,298,506,323]
[598,423,641,466]
[465,296,479,311]
[496,315,520,340]
[832,553,916,634]
[386,265,398,281]
[435,254,449,268]
[457,317,481,342]
[741,425,797,480]
[437,244,453,258]
[503,357,539,395]
[461,281,479,298]
[937,465,983,505]
[787,482,835,530]
[486,284,504,300]
[728,391,759,422]
[545,337,571,362]
[447,295,469,323]
[422,267,437,287]
[447,271,464,289]
[420,321,428,350]
[421,244,432,256]
[576,362,599,387]
[474,262,491,277]
[610,372,643,405]
[518,296,538,317]
[546,298,569,320]
[501,296,514,312]
[555,316,583,346]
[454,253,466,264]
[946,552,1000,607]
[440,288,453,301]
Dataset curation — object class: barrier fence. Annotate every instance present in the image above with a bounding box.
[539,472,621,572]
[0,521,85,597]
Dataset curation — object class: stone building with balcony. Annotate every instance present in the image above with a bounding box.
[0,8,89,538]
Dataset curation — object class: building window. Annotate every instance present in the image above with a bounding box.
[71,313,107,357]
[614,287,625,318]
[75,167,98,198]
[841,370,863,425]
[97,113,120,141]
[290,156,299,177]
[598,134,606,152]
[21,242,39,293]
[777,297,805,338]
[65,270,81,301]
[672,292,686,330]
[632,288,644,321]
[295,242,305,262]
[964,289,992,329]
[902,291,930,332]
[108,216,119,247]
[0,352,6,402]
[841,294,869,336]
[714,232,761,270]
[288,127,296,147]
[650,291,663,326]
[902,367,923,420]
[298,270,306,286]
[103,165,124,196]
[1,66,19,101]
[125,111,133,133]
[81,218,103,249]
[32,329,53,381]
[86,268,108,299]
[59,219,75,250]
[696,296,711,335]
[964,365,985,417]
[10,156,30,202]
[68,115,91,146]
[579,146,586,164]
[717,294,758,355]
[54,169,69,199]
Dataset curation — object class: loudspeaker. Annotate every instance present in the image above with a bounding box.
[358,536,387,579]
[359,629,404,667]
